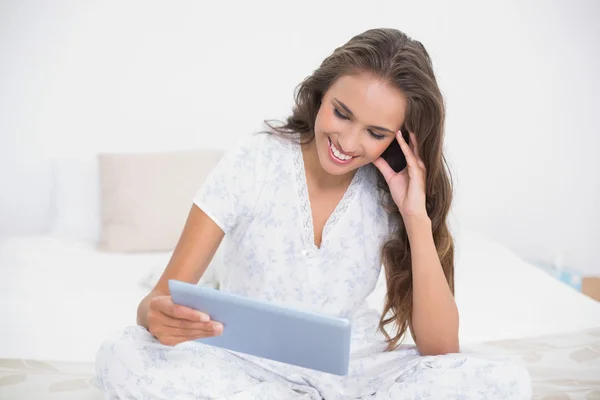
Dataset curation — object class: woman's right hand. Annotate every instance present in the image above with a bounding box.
[146,294,223,346]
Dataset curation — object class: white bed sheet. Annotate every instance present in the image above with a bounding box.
[0,236,171,363]
[1,229,600,365]
[451,228,600,342]
[366,227,600,344]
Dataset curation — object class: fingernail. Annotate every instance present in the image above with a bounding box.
[213,323,223,334]
[198,313,209,322]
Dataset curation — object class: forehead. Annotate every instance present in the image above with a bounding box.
[325,72,407,127]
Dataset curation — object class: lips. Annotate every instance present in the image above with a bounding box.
[327,137,356,164]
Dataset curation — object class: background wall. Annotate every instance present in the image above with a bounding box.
[1,0,598,273]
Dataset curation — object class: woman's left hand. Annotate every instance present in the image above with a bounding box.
[373,131,428,221]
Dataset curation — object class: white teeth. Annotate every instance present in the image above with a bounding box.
[329,139,353,161]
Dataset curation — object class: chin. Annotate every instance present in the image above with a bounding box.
[319,159,353,176]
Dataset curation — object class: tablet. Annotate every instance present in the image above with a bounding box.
[168,279,351,375]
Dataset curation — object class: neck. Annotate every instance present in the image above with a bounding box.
[301,138,356,189]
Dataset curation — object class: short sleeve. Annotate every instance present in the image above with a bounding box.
[193,134,267,234]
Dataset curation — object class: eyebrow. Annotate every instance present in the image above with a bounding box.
[333,98,396,134]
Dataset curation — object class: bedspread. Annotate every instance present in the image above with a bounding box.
[1,327,599,399]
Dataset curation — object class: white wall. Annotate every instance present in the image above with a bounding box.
[1,0,599,273]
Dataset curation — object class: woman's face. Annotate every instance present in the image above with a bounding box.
[313,72,408,176]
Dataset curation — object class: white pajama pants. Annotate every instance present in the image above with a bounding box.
[95,326,532,399]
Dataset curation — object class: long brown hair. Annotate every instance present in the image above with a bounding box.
[264,28,454,351]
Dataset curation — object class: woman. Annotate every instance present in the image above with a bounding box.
[96,28,532,399]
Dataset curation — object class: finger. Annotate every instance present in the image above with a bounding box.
[160,317,215,331]
[154,325,213,338]
[153,296,210,322]
[164,323,223,338]
[170,304,211,322]
[148,313,223,340]
[409,132,420,159]
[396,130,418,169]
[409,132,426,169]
[408,131,416,154]
[147,310,212,336]
[372,156,396,182]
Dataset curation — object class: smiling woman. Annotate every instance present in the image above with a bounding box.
[95,28,532,399]
[313,75,406,172]
[265,30,456,354]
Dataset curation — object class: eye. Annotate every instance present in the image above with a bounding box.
[369,130,386,140]
[333,108,349,120]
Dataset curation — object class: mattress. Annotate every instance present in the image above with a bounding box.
[465,327,600,399]
[1,327,599,399]
[367,227,600,344]
[1,231,600,398]
[0,236,171,363]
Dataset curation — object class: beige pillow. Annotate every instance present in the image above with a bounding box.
[99,149,224,252]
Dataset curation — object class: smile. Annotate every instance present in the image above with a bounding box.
[328,137,357,164]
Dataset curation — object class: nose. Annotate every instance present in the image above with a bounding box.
[337,132,360,155]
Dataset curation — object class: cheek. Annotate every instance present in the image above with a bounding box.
[364,139,394,160]
[315,108,340,134]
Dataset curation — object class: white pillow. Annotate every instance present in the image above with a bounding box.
[366,226,600,344]
[98,149,224,252]
[454,228,600,342]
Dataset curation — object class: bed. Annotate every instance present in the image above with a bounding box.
[1,227,599,399]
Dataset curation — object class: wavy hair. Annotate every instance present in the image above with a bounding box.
[264,28,454,351]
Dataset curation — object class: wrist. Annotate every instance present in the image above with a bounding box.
[403,214,432,234]
[137,291,162,328]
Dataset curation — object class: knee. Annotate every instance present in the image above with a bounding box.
[95,325,152,367]
[94,325,153,390]
[472,356,532,399]
[423,353,533,399]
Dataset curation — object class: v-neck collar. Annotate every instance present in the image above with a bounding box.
[293,138,364,251]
